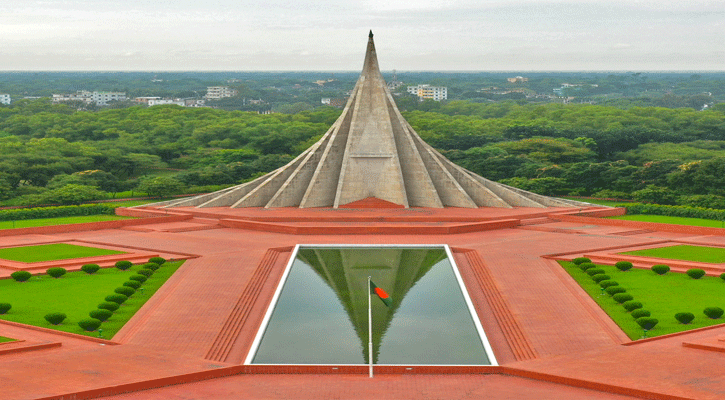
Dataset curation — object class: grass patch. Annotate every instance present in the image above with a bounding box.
[0,215,131,230]
[609,214,725,228]
[560,260,725,339]
[620,245,725,263]
[0,336,16,343]
[0,260,184,338]
[0,243,125,263]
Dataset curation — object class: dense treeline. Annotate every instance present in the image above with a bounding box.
[1,98,725,207]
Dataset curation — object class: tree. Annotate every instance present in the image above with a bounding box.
[136,176,185,198]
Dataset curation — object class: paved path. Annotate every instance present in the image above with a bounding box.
[1,210,725,399]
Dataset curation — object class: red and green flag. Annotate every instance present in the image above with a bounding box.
[370,280,392,307]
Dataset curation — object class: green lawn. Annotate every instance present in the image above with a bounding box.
[0,336,15,343]
[0,215,131,230]
[609,214,725,228]
[0,260,184,339]
[561,261,725,339]
[620,245,725,264]
[0,243,126,263]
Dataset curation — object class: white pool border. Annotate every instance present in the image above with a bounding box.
[244,244,498,366]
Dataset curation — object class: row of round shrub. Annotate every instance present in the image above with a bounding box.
[0,204,115,222]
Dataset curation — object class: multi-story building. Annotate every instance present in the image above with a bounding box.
[0,94,11,105]
[52,91,126,106]
[407,84,447,101]
[507,76,529,83]
[205,86,238,100]
[91,92,126,106]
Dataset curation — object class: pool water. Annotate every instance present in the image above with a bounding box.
[249,246,495,365]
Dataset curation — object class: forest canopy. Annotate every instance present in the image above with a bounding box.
[1,98,725,207]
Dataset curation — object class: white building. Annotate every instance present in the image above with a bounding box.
[406,84,447,101]
[205,86,238,100]
[0,94,11,105]
[148,99,185,106]
[91,92,126,106]
[52,91,126,106]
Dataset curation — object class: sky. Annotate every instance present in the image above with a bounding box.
[2,0,724,71]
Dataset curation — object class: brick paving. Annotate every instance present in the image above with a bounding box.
[1,207,725,399]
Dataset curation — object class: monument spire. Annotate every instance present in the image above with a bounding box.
[152,33,588,209]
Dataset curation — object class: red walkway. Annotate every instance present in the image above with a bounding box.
[0,205,724,399]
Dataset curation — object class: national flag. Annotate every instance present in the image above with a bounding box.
[370,280,392,307]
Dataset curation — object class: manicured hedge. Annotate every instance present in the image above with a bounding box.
[600,280,619,289]
[675,312,695,324]
[89,309,113,322]
[44,313,67,325]
[615,261,633,272]
[586,268,605,277]
[631,309,650,319]
[0,303,11,314]
[651,265,670,275]
[46,267,67,278]
[613,293,634,304]
[10,271,32,282]
[122,280,142,289]
[81,264,100,274]
[105,294,128,305]
[148,257,166,265]
[572,257,591,265]
[115,260,133,270]
[605,286,626,296]
[686,269,706,279]
[703,307,724,319]
[114,286,136,297]
[625,203,725,221]
[78,318,102,332]
[636,317,659,330]
[579,262,596,271]
[623,301,643,312]
[129,274,147,283]
[592,274,610,283]
[0,204,115,222]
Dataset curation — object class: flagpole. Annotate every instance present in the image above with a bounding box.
[368,275,373,378]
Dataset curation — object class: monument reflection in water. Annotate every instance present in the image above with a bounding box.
[250,246,493,365]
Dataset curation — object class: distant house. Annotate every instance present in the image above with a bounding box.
[0,94,10,105]
[205,86,238,100]
[407,84,447,101]
[52,91,126,106]
[507,76,529,83]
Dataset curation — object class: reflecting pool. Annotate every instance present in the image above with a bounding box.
[249,245,495,365]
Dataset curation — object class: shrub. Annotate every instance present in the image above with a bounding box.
[599,280,619,289]
[623,301,643,312]
[579,262,596,271]
[115,260,133,271]
[720,272,725,281]
[78,318,102,332]
[0,204,114,222]
[114,286,136,297]
[613,293,634,304]
[703,307,724,319]
[675,312,695,324]
[11,271,32,282]
[631,309,651,319]
[97,302,120,312]
[592,274,610,283]
[149,257,166,265]
[651,265,670,275]
[615,261,633,272]
[572,257,591,265]
[89,309,113,322]
[687,269,706,279]
[46,267,67,278]
[44,313,67,325]
[137,269,153,277]
[142,262,160,271]
[605,286,626,296]
[81,264,101,274]
[0,303,11,314]
[105,294,128,305]
[129,274,147,283]
[123,280,142,289]
[586,268,605,277]
[636,317,659,331]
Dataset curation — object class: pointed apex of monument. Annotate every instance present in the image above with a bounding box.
[369,30,374,38]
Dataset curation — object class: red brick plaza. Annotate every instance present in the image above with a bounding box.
[2,203,725,399]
